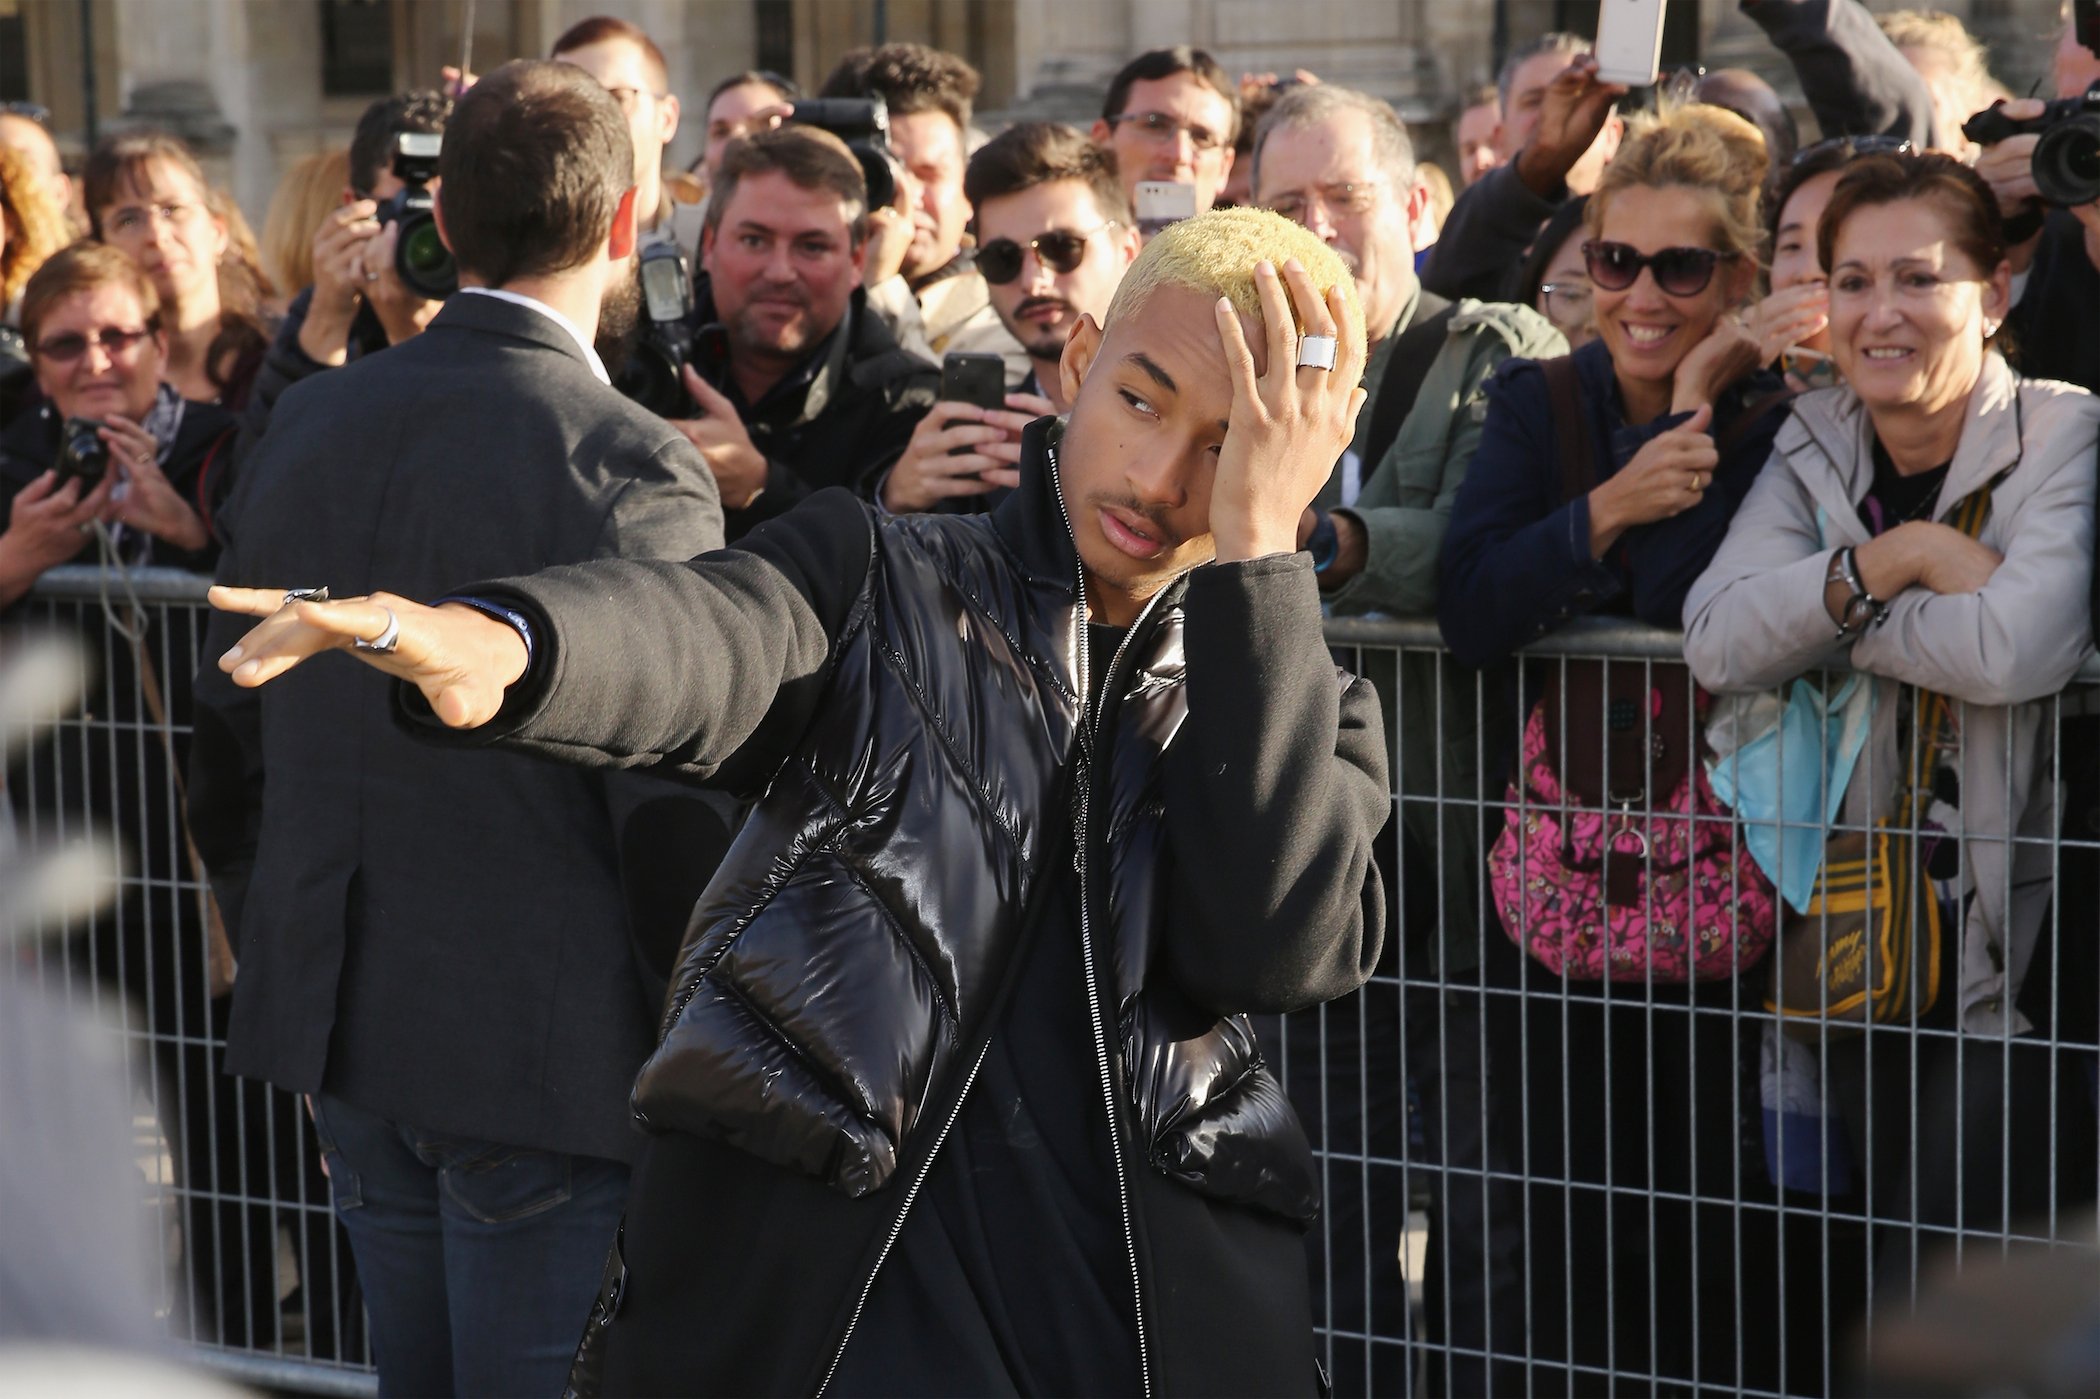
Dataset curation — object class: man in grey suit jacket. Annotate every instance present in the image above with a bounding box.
[188,61,722,1397]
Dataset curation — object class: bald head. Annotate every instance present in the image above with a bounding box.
[1696,69,1795,170]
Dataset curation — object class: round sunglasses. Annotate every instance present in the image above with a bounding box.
[976,225,1117,286]
[1581,240,1739,297]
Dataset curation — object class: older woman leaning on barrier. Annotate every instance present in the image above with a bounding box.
[1436,101,1803,1395]
[1684,150,2100,1300]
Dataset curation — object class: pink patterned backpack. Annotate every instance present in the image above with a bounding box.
[1484,355,1779,982]
[1486,664,1777,981]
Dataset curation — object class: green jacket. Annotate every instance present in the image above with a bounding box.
[1327,298,1567,973]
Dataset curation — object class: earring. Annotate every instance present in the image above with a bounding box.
[1984,317,2001,338]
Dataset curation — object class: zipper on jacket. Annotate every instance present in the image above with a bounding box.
[814,1035,995,1397]
[1053,446,1158,1399]
[821,448,1161,1397]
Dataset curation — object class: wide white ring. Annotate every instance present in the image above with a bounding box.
[1296,334,1339,371]
[353,607,400,654]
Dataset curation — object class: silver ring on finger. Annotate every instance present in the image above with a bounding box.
[284,586,331,607]
[1296,334,1339,371]
[354,607,400,655]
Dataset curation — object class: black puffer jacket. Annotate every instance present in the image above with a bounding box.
[443,419,1389,1395]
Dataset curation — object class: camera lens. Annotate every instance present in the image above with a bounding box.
[2033,115,2100,207]
[395,213,458,301]
[614,344,690,418]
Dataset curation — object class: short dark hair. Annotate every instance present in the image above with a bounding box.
[550,14,669,93]
[965,121,1132,225]
[436,61,633,286]
[349,90,452,198]
[706,125,868,246]
[818,42,980,131]
[1101,47,1239,145]
[21,241,161,357]
[1817,150,2006,284]
[707,69,800,111]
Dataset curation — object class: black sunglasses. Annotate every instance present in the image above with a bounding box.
[1582,240,1739,297]
[976,225,1116,286]
[34,326,154,364]
[1790,134,1913,168]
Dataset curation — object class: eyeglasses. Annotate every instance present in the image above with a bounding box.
[34,326,154,363]
[0,101,51,128]
[1582,240,1739,296]
[1105,110,1228,153]
[1538,280,1595,329]
[977,225,1118,285]
[605,86,666,115]
[1790,134,1913,167]
[1264,180,1386,224]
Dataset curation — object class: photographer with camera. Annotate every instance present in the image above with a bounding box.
[234,91,451,473]
[819,43,1027,379]
[665,124,936,538]
[187,61,722,1397]
[1970,1,2100,392]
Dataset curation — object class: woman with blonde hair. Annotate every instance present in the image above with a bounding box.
[260,149,351,301]
[1439,101,1803,1392]
[1,142,73,395]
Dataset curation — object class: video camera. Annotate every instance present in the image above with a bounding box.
[786,96,906,212]
[378,131,458,300]
[614,242,697,417]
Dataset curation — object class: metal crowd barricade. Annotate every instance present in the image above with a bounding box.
[9,566,2099,1397]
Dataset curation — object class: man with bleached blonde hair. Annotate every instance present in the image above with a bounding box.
[204,208,1388,1395]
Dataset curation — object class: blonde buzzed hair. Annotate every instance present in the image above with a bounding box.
[1104,207,1365,380]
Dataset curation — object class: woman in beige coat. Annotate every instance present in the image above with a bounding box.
[1686,152,2100,1300]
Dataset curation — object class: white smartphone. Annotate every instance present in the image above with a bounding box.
[1134,180,1198,238]
[1593,0,1669,87]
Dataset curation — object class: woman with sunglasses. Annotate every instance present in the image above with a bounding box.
[0,242,234,607]
[1687,153,2100,1297]
[1437,103,1802,1394]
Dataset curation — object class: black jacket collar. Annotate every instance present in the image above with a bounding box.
[690,280,899,429]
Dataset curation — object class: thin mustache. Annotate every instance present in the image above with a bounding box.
[1089,493,1178,547]
[1017,297,1074,318]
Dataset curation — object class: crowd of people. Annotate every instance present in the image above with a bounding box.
[9,1,2100,1395]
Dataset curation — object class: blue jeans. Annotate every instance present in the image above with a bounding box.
[310,1094,628,1397]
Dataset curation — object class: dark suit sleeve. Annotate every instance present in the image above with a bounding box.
[1421,163,1562,302]
[595,436,725,561]
[423,489,876,793]
[188,539,265,946]
[1161,556,1389,1016]
[1742,0,1936,144]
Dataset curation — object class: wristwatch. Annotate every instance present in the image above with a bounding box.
[1826,546,1885,638]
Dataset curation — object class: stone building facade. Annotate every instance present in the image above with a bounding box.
[0,0,2073,229]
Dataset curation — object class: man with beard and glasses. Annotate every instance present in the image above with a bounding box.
[663,124,937,539]
[880,121,1138,515]
[186,62,722,1398]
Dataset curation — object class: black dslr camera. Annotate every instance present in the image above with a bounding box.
[615,242,696,417]
[786,96,905,211]
[377,131,458,300]
[55,417,109,489]
[1963,83,2100,208]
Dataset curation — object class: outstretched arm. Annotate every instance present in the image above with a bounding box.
[208,490,878,786]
